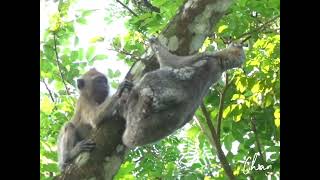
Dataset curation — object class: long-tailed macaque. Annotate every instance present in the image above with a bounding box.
[57,68,132,171]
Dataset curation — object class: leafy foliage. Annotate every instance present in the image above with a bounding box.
[40,0,280,179]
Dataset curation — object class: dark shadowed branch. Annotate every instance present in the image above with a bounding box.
[200,103,235,180]
[217,73,233,142]
[116,0,138,16]
[251,116,266,163]
[236,15,280,42]
[53,32,71,95]
[41,79,55,103]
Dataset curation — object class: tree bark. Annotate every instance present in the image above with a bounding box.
[55,0,235,179]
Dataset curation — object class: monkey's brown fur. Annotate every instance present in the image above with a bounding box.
[57,68,110,171]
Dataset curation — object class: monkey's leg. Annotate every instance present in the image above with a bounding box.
[59,123,96,170]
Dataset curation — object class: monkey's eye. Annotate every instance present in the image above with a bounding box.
[77,79,85,89]
[95,77,107,84]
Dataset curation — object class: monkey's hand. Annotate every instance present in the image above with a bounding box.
[71,139,96,157]
[117,80,134,98]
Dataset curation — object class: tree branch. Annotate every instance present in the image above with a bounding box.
[116,0,138,17]
[142,0,160,13]
[216,73,233,142]
[235,15,280,41]
[251,116,266,163]
[41,79,55,103]
[53,32,71,95]
[56,0,237,178]
[200,103,235,180]
[107,48,145,62]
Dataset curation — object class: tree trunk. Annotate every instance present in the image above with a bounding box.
[55,0,235,179]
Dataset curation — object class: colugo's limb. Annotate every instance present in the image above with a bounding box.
[149,37,203,68]
[149,37,245,70]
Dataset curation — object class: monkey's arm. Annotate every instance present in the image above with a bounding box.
[58,122,95,171]
[93,80,133,127]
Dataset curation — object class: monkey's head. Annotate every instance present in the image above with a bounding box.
[77,68,109,104]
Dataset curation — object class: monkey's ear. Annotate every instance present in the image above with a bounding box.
[77,79,85,89]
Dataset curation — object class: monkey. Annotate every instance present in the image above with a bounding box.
[57,68,133,171]
[122,37,245,148]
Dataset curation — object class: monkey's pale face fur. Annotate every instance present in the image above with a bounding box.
[77,69,109,105]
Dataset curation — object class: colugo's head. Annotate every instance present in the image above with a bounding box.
[77,68,109,104]
[148,36,164,53]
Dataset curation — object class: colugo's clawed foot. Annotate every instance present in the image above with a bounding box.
[117,80,134,97]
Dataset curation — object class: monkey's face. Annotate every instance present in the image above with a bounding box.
[77,74,109,104]
[92,76,109,104]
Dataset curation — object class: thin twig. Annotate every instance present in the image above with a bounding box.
[240,35,251,44]
[41,79,55,103]
[251,116,266,163]
[194,116,215,146]
[194,116,219,157]
[53,32,70,95]
[116,0,138,16]
[142,0,160,13]
[236,15,280,41]
[200,103,235,180]
[216,73,233,142]
[108,48,144,62]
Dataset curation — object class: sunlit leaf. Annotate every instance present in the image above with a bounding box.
[86,46,95,61]
[218,25,228,33]
[40,96,54,114]
[186,126,200,139]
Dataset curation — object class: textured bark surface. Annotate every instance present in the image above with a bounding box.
[55,0,235,179]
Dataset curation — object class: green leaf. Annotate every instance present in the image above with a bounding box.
[89,36,105,43]
[81,9,96,17]
[264,95,273,107]
[74,36,79,46]
[186,126,200,139]
[114,70,121,78]
[231,94,240,100]
[236,78,247,93]
[112,36,122,49]
[76,17,87,24]
[274,118,280,128]
[78,48,84,60]
[224,134,233,151]
[94,54,108,60]
[86,46,96,61]
[274,108,280,119]
[218,25,228,33]
[70,51,78,61]
[251,83,260,93]
[40,96,54,114]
